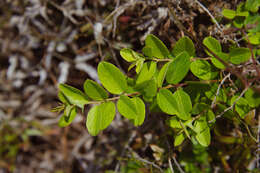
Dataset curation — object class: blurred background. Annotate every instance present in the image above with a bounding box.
[0,0,257,173]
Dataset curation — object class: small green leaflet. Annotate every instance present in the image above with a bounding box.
[58,83,89,109]
[174,133,185,146]
[120,48,137,62]
[166,51,191,84]
[117,96,145,126]
[172,36,195,57]
[84,79,108,101]
[229,48,251,64]
[190,60,218,80]
[167,117,182,129]
[59,106,77,127]
[98,61,128,94]
[145,34,170,59]
[222,9,236,19]
[58,91,70,104]
[86,101,116,136]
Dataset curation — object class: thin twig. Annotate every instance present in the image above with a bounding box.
[168,157,174,173]
[127,147,164,172]
[172,155,185,173]
[209,85,250,123]
[194,0,223,32]
[211,73,230,108]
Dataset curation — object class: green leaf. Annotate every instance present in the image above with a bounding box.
[190,60,219,80]
[231,96,251,118]
[172,36,195,57]
[98,61,128,94]
[136,61,157,85]
[84,80,108,100]
[248,32,260,45]
[157,62,170,88]
[120,48,137,62]
[135,58,145,73]
[194,118,211,147]
[167,117,182,129]
[233,16,245,28]
[229,48,251,64]
[174,133,185,146]
[173,89,192,120]
[166,51,191,84]
[211,52,229,69]
[205,83,227,103]
[142,46,153,58]
[117,96,145,126]
[222,9,236,19]
[157,89,178,115]
[245,88,260,107]
[58,83,89,109]
[145,34,170,59]
[245,0,260,12]
[58,91,70,104]
[142,78,157,100]
[203,36,222,56]
[59,106,77,127]
[86,101,116,136]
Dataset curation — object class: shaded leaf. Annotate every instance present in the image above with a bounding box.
[174,133,185,146]
[229,48,251,64]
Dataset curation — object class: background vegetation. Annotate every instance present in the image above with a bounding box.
[0,0,259,172]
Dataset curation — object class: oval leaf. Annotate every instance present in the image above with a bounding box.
[84,79,108,100]
[229,48,251,64]
[173,89,192,120]
[203,36,222,56]
[166,51,191,84]
[117,96,145,126]
[172,36,195,57]
[222,9,236,19]
[98,61,128,94]
[86,101,116,136]
[120,48,137,62]
[174,133,185,146]
[157,89,178,115]
[194,118,211,147]
[211,52,229,69]
[145,34,170,59]
[190,60,218,80]
[59,83,89,109]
